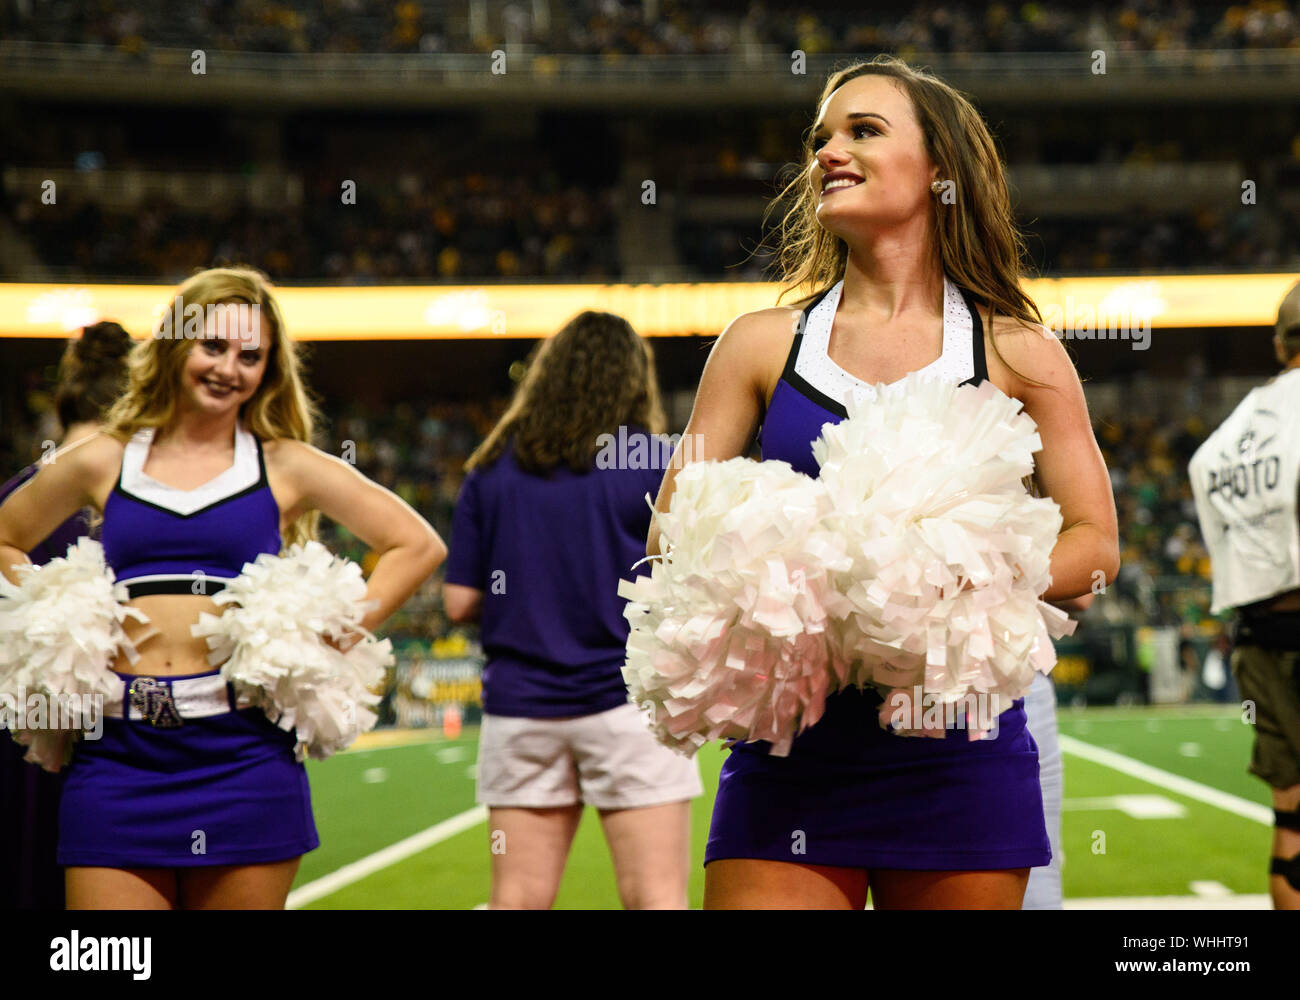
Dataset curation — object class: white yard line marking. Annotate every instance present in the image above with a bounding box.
[1061,710,1242,724]
[286,805,488,909]
[435,746,468,764]
[1062,794,1186,819]
[1189,880,1233,897]
[1059,735,1272,825]
[361,767,389,784]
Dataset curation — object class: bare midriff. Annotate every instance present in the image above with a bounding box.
[113,593,225,676]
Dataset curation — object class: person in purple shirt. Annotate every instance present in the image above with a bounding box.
[1,321,131,909]
[443,310,702,909]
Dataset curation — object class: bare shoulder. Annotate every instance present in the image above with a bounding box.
[60,429,125,483]
[17,430,126,511]
[261,436,312,465]
[980,307,1079,399]
[718,305,801,348]
[712,305,802,405]
[262,438,342,480]
[262,438,361,519]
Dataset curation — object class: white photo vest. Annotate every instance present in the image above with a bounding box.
[1188,368,1300,613]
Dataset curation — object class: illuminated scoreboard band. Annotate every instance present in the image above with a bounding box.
[0,274,1293,340]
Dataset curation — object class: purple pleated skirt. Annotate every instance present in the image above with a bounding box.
[705,686,1049,871]
[58,669,319,868]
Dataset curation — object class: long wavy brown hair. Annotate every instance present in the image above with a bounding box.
[764,55,1043,382]
[104,266,321,545]
[466,310,667,475]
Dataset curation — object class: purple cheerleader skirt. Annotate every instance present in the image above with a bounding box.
[705,686,1049,871]
[58,670,319,868]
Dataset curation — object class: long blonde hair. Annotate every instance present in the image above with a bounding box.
[765,55,1043,381]
[105,266,320,545]
[466,310,667,474]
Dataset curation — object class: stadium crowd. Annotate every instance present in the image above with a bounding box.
[2,0,1297,55]
[6,161,1295,284]
[681,207,1295,280]
[7,168,621,285]
[1096,410,1215,628]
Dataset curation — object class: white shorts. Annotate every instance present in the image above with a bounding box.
[1022,672,1063,910]
[476,701,703,810]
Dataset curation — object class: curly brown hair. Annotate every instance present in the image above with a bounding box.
[465,311,667,475]
[763,54,1044,383]
[55,321,132,429]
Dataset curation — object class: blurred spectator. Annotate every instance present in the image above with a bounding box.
[1201,632,1238,702]
[1095,409,1216,630]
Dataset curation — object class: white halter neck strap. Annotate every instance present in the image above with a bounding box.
[794,276,976,407]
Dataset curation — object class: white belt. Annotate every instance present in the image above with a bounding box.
[104,673,234,726]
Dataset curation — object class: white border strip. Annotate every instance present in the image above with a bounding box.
[1063,894,1269,910]
[1059,735,1272,825]
[287,805,487,909]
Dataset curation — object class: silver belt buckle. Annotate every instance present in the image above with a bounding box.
[128,677,184,728]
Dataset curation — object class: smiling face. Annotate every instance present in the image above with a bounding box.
[178,303,269,418]
[809,74,940,242]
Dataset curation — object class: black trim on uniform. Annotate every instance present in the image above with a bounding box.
[124,578,229,599]
[254,434,269,481]
[111,434,271,520]
[959,287,989,388]
[782,369,850,419]
[772,285,850,420]
[113,478,269,519]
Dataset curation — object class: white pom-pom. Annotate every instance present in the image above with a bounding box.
[620,458,852,758]
[813,374,1076,714]
[191,541,393,760]
[0,537,146,771]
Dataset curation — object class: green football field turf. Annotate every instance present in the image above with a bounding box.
[291,704,1275,909]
